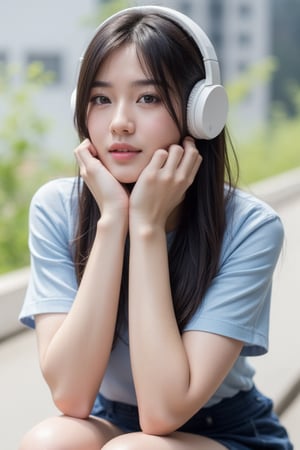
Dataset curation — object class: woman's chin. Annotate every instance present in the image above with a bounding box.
[116,175,138,184]
[111,170,140,185]
[107,162,145,184]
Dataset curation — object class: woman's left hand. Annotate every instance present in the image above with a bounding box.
[129,137,202,230]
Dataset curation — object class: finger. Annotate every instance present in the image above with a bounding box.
[74,144,105,183]
[179,137,202,176]
[75,144,102,173]
[146,149,169,171]
[75,139,98,161]
[163,144,184,171]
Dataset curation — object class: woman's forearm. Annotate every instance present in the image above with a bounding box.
[128,224,191,431]
[128,224,243,435]
[39,216,127,417]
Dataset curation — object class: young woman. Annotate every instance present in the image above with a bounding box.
[19,6,293,450]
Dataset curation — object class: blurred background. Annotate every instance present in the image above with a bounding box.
[0,0,300,274]
[0,1,300,448]
[0,0,300,450]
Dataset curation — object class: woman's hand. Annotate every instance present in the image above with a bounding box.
[74,139,129,223]
[129,137,202,231]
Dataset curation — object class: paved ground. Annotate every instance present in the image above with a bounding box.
[0,331,58,449]
[1,189,299,449]
[250,193,300,448]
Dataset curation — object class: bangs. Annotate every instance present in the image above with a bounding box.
[131,16,189,135]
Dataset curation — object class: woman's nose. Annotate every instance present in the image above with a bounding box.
[109,103,135,135]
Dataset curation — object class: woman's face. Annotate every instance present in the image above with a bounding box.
[86,44,181,184]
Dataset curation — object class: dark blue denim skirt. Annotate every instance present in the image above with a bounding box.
[92,385,293,449]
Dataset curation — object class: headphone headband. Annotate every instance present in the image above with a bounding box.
[89,6,221,86]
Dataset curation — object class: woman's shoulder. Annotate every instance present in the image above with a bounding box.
[30,177,78,212]
[29,177,79,231]
[32,177,77,202]
[226,186,282,225]
[224,186,284,251]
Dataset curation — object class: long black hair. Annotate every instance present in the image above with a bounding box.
[73,10,238,338]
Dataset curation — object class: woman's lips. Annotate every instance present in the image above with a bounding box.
[109,143,142,161]
[109,143,141,152]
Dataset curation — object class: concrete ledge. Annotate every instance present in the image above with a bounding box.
[247,166,300,208]
[0,267,30,340]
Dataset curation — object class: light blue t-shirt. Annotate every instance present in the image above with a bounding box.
[19,177,284,408]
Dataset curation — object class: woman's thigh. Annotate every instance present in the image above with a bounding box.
[18,415,124,450]
[102,431,227,450]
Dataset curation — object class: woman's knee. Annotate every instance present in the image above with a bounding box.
[18,415,116,450]
[102,433,137,450]
[102,432,161,450]
[101,431,227,450]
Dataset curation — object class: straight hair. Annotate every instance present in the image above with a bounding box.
[72,11,238,341]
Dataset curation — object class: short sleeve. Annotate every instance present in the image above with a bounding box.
[183,191,284,356]
[19,178,78,329]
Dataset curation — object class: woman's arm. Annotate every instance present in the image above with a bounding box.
[128,222,243,435]
[36,217,127,418]
[35,140,129,419]
[128,139,243,434]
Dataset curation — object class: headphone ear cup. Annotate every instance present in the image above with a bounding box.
[70,88,77,114]
[187,81,228,139]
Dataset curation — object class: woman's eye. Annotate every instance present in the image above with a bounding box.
[90,95,110,105]
[139,94,160,104]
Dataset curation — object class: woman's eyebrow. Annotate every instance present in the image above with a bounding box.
[131,79,160,87]
[91,80,111,88]
[91,79,160,88]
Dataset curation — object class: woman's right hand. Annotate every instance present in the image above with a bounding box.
[74,139,129,222]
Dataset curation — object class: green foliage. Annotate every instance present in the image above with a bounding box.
[226,58,278,104]
[98,0,133,21]
[226,59,300,186]
[234,111,300,186]
[0,63,70,274]
[81,0,132,27]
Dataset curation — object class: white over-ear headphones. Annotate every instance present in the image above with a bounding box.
[71,5,228,140]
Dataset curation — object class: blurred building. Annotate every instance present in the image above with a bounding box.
[0,0,271,154]
[0,0,98,155]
